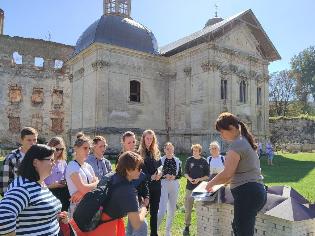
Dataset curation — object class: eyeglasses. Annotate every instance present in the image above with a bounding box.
[55,148,64,152]
[42,158,55,163]
[82,146,90,150]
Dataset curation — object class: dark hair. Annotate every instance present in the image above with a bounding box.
[74,132,91,147]
[92,135,107,145]
[21,127,38,139]
[122,131,135,142]
[18,144,55,181]
[116,151,144,178]
[215,112,257,150]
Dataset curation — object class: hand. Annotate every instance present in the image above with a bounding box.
[205,181,214,192]
[194,178,200,184]
[169,175,176,180]
[58,211,69,224]
[144,197,150,207]
[93,176,99,183]
[70,191,84,203]
[49,181,65,189]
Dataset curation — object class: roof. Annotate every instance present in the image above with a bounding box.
[74,15,158,55]
[160,9,281,62]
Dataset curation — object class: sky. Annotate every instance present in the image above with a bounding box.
[1,0,314,73]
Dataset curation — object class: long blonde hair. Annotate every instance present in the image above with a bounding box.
[138,129,160,160]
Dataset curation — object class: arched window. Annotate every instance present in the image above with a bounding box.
[221,79,227,100]
[239,80,247,103]
[257,87,262,105]
[130,80,140,102]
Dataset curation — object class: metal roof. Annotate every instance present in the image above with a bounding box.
[160,9,281,62]
[74,15,158,55]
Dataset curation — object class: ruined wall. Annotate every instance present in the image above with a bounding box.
[0,35,74,147]
[167,24,270,153]
[269,118,315,151]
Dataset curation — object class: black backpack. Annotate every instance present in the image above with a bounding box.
[73,173,127,232]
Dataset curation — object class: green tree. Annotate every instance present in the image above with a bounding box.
[269,70,296,116]
[291,46,315,112]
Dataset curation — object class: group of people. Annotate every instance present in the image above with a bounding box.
[0,112,267,236]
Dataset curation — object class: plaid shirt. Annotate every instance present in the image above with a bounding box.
[0,149,23,196]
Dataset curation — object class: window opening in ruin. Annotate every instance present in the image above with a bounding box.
[51,118,63,134]
[130,80,140,102]
[34,57,44,68]
[239,80,247,103]
[257,87,262,105]
[8,116,21,133]
[12,52,23,65]
[221,79,227,100]
[54,60,63,69]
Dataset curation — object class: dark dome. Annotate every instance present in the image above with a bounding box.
[74,15,158,55]
[204,17,224,28]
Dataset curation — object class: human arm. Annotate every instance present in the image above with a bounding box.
[70,172,99,195]
[206,150,240,191]
[127,206,147,230]
[0,186,29,235]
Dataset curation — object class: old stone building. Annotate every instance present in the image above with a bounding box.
[0,0,280,152]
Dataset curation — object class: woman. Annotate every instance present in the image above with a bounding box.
[0,144,68,236]
[65,133,99,217]
[86,136,112,180]
[207,141,225,179]
[70,151,147,236]
[138,129,162,236]
[121,131,149,236]
[206,112,266,236]
[45,136,70,211]
[157,142,181,236]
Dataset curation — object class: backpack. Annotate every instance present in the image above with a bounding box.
[207,155,225,166]
[160,156,181,175]
[73,173,127,232]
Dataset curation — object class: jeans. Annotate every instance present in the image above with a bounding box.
[231,182,267,236]
[157,179,180,236]
[126,219,148,236]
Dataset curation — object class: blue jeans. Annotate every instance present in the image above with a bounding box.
[231,182,267,236]
[126,219,148,236]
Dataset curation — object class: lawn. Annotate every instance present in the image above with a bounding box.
[1,152,315,236]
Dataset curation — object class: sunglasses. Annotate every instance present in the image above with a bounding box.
[55,148,64,152]
[42,158,55,163]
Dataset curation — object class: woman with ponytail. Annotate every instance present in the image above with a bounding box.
[206,112,266,236]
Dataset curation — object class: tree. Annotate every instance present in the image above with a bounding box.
[269,70,296,116]
[291,46,315,112]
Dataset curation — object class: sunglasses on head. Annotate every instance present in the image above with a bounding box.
[55,148,64,152]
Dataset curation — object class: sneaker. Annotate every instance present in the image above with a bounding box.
[183,226,190,236]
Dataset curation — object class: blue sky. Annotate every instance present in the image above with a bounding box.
[1,0,314,73]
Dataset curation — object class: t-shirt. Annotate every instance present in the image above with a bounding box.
[65,160,95,196]
[45,160,67,185]
[0,176,61,235]
[207,155,225,175]
[86,154,112,180]
[102,174,139,219]
[229,136,263,189]
[185,156,209,190]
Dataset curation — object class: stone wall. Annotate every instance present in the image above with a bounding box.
[0,35,74,147]
[269,118,315,152]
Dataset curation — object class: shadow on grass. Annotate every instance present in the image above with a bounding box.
[260,154,315,184]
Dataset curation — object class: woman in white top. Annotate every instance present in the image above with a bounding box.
[207,141,225,179]
[65,133,99,216]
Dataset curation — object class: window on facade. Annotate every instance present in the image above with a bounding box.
[51,118,64,134]
[12,52,23,65]
[34,57,44,68]
[130,80,140,102]
[257,87,262,105]
[221,79,227,100]
[54,60,63,69]
[8,116,20,133]
[9,85,22,104]
[239,80,247,103]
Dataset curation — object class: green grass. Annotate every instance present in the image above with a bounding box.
[1,152,315,236]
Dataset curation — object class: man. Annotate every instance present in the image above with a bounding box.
[0,127,38,196]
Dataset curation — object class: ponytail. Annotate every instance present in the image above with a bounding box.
[239,121,257,150]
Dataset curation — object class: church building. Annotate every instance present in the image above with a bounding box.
[0,0,280,153]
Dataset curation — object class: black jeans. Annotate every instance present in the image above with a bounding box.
[149,181,161,236]
[231,182,267,236]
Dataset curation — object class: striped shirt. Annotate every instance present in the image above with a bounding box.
[0,176,61,235]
